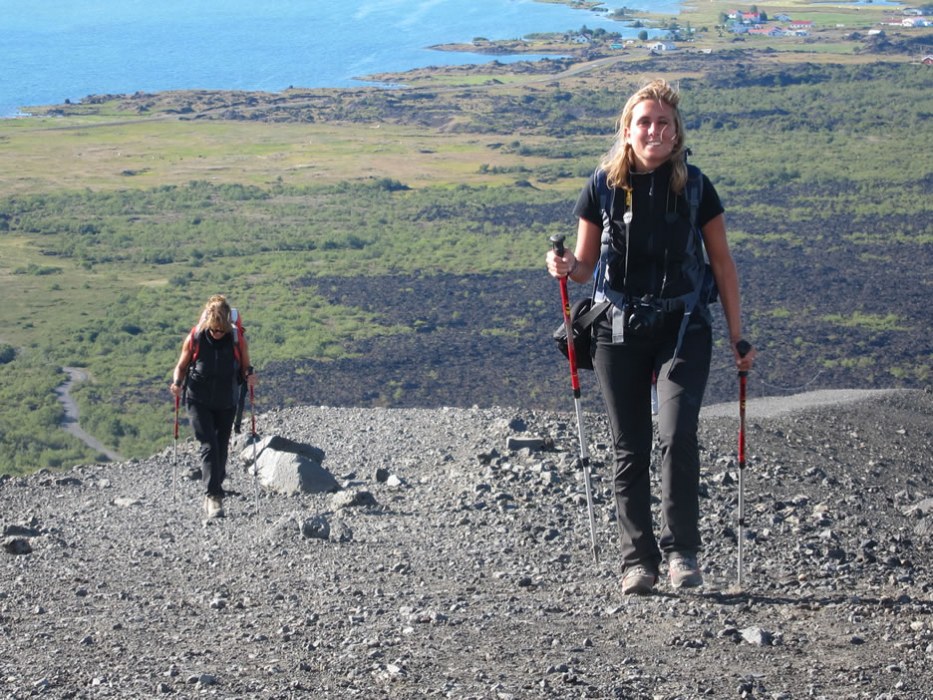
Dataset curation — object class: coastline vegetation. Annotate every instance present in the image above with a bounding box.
[0,0,930,474]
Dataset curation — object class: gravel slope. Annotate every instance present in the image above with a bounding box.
[2,388,932,699]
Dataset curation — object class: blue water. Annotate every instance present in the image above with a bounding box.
[0,0,681,117]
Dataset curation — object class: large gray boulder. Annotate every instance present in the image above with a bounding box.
[239,435,325,466]
[240,435,337,495]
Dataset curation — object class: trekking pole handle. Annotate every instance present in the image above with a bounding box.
[735,339,752,378]
[550,234,566,257]
[550,233,580,396]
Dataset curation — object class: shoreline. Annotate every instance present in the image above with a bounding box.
[2,0,674,119]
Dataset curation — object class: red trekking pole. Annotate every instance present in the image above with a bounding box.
[550,234,599,563]
[172,394,180,502]
[735,339,752,588]
[249,384,260,518]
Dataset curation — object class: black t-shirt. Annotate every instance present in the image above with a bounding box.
[573,161,724,299]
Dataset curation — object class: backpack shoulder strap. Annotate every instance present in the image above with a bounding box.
[595,168,611,212]
[230,308,240,345]
[188,327,200,362]
[229,308,247,368]
[685,163,710,268]
[685,163,703,233]
[592,168,616,303]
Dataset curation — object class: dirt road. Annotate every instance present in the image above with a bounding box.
[54,367,124,462]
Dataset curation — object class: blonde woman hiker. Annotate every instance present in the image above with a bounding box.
[546,80,755,594]
[170,294,256,519]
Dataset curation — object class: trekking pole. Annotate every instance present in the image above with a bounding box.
[172,394,180,502]
[550,233,599,563]
[234,382,247,435]
[735,339,752,589]
[249,383,260,520]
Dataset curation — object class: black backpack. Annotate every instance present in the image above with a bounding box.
[594,162,718,311]
[554,160,718,372]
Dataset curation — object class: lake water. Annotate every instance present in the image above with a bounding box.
[1,0,682,117]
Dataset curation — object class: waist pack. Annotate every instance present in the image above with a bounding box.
[553,299,610,371]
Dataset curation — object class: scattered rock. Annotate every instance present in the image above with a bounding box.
[0,390,931,698]
[740,626,773,646]
[331,489,377,509]
[506,435,547,451]
[3,537,32,555]
[301,514,330,540]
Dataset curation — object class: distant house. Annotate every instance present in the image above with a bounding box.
[727,10,762,23]
[648,41,677,52]
[789,20,813,31]
[749,27,785,37]
[923,55,933,66]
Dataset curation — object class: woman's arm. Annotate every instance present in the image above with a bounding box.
[239,335,257,387]
[702,213,755,371]
[169,335,193,397]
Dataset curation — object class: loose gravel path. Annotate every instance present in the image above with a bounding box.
[2,388,932,699]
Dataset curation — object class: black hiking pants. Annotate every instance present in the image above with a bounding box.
[188,401,236,498]
[592,312,712,574]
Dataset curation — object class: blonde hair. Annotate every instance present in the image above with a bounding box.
[196,294,233,334]
[599,79,688,194]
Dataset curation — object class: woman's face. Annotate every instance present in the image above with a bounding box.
[624,99,678,171]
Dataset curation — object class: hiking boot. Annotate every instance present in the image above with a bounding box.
[621,564,658,595]
[669,553,703,589]
[204,494,225,519]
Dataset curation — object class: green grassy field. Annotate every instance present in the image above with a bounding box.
[1,0,930,474]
